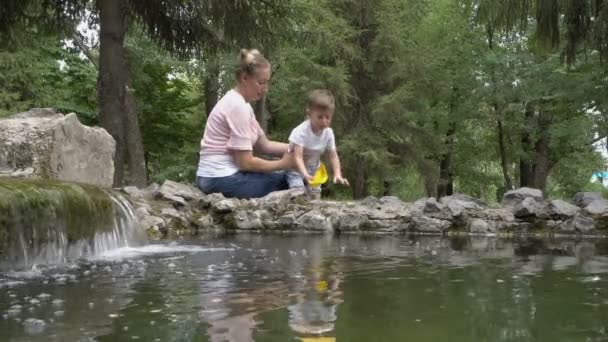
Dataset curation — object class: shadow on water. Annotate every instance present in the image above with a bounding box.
[1,234,608,341]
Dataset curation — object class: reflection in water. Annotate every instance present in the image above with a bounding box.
[287,237,342,340]
[198,263,257,342]
[1,235,608,341]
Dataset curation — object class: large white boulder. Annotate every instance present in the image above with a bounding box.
[0,108,115,187]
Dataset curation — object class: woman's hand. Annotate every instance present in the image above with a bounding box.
[333,175,349,186]
[279,151,296,170]
[234,150,293,173]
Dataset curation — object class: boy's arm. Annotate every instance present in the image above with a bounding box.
[327,149,349,185]
[293,144,313,181]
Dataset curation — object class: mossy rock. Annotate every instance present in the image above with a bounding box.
[0,178,115,258]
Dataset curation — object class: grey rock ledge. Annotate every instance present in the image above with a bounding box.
[124,181,608,238]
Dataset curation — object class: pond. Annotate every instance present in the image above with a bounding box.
[1,234,608,341]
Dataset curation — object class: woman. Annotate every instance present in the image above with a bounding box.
[196,49,293,198]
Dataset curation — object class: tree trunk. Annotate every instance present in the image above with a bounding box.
[382,180,392,196]
[253,95,268,133]
[520,103,535,187]
[204,56,220,120]
[349,0,374,200]
[497,119,513,190]
[424,171,438,198]
[352,155,368,199]
[532,107,554,193]
[437,122,456,197]
[201,54,221,153]
[98,0,127,187]
[123,50,147,187]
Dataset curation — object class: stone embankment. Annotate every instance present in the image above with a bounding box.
[124,182,608,238]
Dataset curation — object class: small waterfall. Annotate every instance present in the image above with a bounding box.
[0,179,147,270]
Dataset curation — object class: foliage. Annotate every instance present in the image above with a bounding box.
[0,24,96,120]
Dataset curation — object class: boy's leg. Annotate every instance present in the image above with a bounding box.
[212,171,288,199]
[306,164,322,199]
[286,170,305,188]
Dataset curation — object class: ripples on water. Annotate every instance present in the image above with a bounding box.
[1,235,608,342]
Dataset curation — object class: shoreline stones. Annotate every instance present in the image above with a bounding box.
[125,182,608,239]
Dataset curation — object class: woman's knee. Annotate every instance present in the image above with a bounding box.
[196,176,218,194]
[229,172,287,198]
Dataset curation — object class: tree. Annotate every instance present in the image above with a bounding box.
[472,0,608,194]
[0,0,294,186]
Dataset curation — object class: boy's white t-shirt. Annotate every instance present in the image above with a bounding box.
[288,119,336,172]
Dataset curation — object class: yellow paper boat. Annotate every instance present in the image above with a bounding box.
[309,162,328,187]
[315,280,328,292]
[301,338,336,342]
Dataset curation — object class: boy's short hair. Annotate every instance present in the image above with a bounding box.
[307,89,335,111]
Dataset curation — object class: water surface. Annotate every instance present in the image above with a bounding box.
[1,235,608,341]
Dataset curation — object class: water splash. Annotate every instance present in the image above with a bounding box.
[91,244,234,261]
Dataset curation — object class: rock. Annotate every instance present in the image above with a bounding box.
[335,212,370,231]
[0,108,115,187]
[139,215,166,237]
[573,192,603,208]
[113,179,608,238]
[440,195,484,217]
[255,188,307,212]
[142,183,161,199]
[134,205,151,220]
[295,210,333,231]
[161,193,188,207]
[513,197,544,218]
[274,213,297,229]
[368,219,411,233]
[359,196,381,207]
[547,199,579,220]
[377,196,409,211]
[440,193,487,207]
[584,199,608,217]
[483,208,515,222]
[161,208,190,228]
[468,218,494,234]
[555,212,595,234]
[231,210,268,230]
[159,180,204,201]
[199,192,226,209]
[122,186,144,199]
[194,214,214,229]
[502,187,543,207]
[212,199,240,213]
[423,197,443,213]
[503,188,540,207]
[573,213,596,233]
[413,197,451,220]
[582,199,608,230]
[411,215,451,233]
[357,200,411,221]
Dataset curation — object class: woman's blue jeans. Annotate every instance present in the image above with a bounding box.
[196,171,288,199]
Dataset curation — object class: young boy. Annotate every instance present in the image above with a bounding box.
[286,89,349,194]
